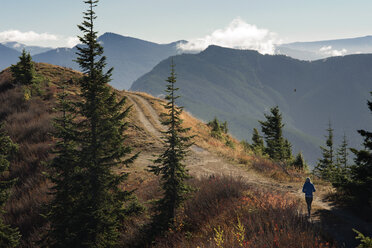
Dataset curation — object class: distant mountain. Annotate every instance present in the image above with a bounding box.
[33,32,185,89]
[33,47,79,70]
[131,45,372,165]
[0,44,20,70]
[277,35,372,60]
[2,42,52,55]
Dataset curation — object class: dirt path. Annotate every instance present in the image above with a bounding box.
[127,93,372,247]
[128,94,274,185]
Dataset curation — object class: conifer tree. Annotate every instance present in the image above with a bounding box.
[251,128,264,154]
[283,139,293,161]
[47,1,139,246]
[314,121,335,180]
[336,133,349,169]
[45,85,81,247]
[346,92,372,207]
[292,152,308,171]
[221,121,228,134]
[0,123,20,247]
[208,117,223,139]
[259,106,290,161]
[333,133,350,188]
[10,49,35,85]
[149,60,193,232]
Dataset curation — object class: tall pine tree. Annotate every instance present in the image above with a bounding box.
[314,121,335,181]
[149,60,193,233]
[10,49,35,86]
[47,1,139,247]
[0,123,20,247]
[45,85,82,247]
[259,106,291,161]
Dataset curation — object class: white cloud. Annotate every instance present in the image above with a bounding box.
[319,45,347,56]
[0,30,57,43]
[66,37,80,48]
[178,18,279,54]
[0,30,80,48]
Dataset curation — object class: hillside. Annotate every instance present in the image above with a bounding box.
[131,45,372,165]
[2,63,371,247]
[0,63,265,246]
[33,32,184,89]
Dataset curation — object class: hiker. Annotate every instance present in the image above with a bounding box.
[302,177,316,217]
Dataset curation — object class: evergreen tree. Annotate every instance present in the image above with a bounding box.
[10,49,35,85]
[0,123,20,247]
[221,121,228,134]
[251,128,264,154]
[208,117,223,139]
[149,61,193,232]
[333,133,350,188]
[336,133,349,169]
[44,85,82,247]
[259,106,290,161]
[283,139,293,161]
[346,93,372,207]
[314,121,335,180]
[47,1,139,247]
[292,152,308,171]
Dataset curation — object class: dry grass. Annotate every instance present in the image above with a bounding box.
[131,92,253,160]
[0,64,82,247]
[148,176,335,248]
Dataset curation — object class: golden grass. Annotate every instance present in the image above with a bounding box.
[131,91,254,162]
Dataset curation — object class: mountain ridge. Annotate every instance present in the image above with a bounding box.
[131,45,372,165]
[32,32,184,89]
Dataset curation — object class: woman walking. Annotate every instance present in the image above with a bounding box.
[302,177,316,217]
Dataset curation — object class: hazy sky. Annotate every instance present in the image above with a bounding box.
[1,0,372,48]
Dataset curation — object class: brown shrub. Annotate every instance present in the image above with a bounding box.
[0,64,80,247]
[151,176,335,248]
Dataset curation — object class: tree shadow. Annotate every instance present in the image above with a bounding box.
[313,204,372,247]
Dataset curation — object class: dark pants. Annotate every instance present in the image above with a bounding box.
[305,196,313,216]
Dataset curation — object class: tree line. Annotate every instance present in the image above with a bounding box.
[315,99,372,212]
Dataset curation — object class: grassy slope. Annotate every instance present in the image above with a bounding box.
[0,63,334,247]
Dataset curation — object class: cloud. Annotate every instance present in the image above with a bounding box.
[178,18,279,54]
[66,37,80,48]
[319,46,347,56]
[0,30,57,43]
[0,30,80,48]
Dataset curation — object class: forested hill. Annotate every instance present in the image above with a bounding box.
[131,45,372,165]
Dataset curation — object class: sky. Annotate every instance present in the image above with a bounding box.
[1,0,372,50]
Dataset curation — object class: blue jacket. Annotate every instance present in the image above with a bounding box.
[302,182,316,197]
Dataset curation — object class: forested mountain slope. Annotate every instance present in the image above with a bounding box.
[131,45,372,164]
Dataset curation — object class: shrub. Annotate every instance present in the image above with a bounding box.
[151,176,334,248]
